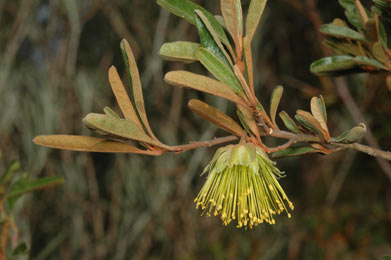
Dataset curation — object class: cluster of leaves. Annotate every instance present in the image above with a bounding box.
[33,0,371,159]
[0,160,63,259]
[311,0,391,89]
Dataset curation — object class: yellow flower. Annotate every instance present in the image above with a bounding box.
[194,143,294,229]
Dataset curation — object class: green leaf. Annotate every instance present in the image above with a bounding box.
[318,95,327,123]
[0,161,20,192]
[246,0,267,41]
[279,111,299,133]
[331,123,367,143]
[339,0,364,30]
[159,41,200,63]
[320,24,368,42]
[270,85,283,127]
[188,99,243,136]
[310,55,387,76]
[6,176,64,199]
[12,242,29,257]
[156,0,230,45]
[33,135,162,155]
[195,10,232,67]
[196,47,243,94]
[82,113,168,148]
[164,71,247,106]
[323,38,362,56]
[272,146,320,158]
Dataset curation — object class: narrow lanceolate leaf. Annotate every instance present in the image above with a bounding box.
[221,0,243,47]
[270,85,283,128]
[331,123,366,143]
[272,146,320,158]
[159,41,200,63]
[320,24,368,42]
[243,36,254,93]
[311,96,330,141]
[246,0,267,41]
[83,113,168,148]
[6,176,64,198]
[188,99,243,136]
[318,95,327,123]
[279,111,299,133]
[310,56,388,76]
[195,10,233,67]
[197,47,243,94]
[156,0,230,45]
[33,135,162,155]
[295,110,324,136]
[164,71,247,106]
[120,39,157,140]
[108,66,140,126]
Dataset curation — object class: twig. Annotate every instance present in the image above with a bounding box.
[333,143,391,161]
[334,77,391,179]
[171,135,238,152]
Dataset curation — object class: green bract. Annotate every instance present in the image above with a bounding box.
[194,143,294,229]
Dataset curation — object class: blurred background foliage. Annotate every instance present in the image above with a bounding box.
[0,0,390,259]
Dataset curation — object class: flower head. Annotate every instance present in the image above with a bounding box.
[194,142,294,229]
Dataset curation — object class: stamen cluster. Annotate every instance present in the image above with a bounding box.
[194,143,294,229]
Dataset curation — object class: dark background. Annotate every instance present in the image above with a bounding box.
[0,0,390,259]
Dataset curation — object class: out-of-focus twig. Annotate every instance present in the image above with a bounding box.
[100,1,140,58]
[334,77,391,180]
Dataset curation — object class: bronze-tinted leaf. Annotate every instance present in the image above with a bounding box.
[310,97,330,141]
[120,39,157,140]
[33,135,163,155]
[221,0,243,49]
[188,99,243,136]
[108,66,141,126]
[246,0,267,41]
[83,113,168,148]
[295,110,324,136]
[164,71,247,106]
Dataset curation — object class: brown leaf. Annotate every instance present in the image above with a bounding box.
[121,39,158,140]
[188,99,243,136]
[165,71,248,107]
[83,113,170,149]
[108,66,141,126]
[33,135,163,155]
[310,97,330,141]
[221,0,243,52]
